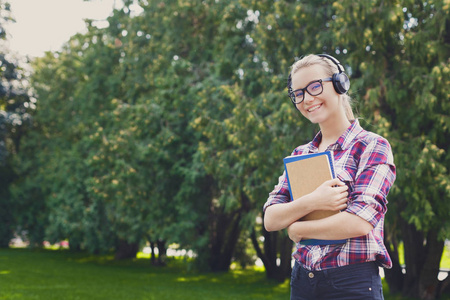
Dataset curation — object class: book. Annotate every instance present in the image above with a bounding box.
[283,151,346,246]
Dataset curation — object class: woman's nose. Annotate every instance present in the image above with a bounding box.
[303,91,315,103]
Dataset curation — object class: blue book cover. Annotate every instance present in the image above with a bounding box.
[283,151,346,246]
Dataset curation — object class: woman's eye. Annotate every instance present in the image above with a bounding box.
[310,82,321,91]
[295,91,304,97]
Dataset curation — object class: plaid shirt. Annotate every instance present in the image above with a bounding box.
[263,120,396,271]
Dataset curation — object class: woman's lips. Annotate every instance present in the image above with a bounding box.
[307,103,322,112]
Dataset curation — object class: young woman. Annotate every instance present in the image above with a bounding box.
[263,54,396,300]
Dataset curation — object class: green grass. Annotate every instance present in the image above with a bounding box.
[441,243,450,269]
[0,247,448,300]
[0,248,289,300]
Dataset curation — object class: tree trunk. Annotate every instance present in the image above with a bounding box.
[149,241,156,265]
[384,233,404,293]
[401,219,425,298]
[438,275,450,299]
[251,217,292,282]
[417,230,444,300]
[279,231,293,280]
[207,192,252,272]
[208,206,242,272]
[156,239,167,266]
[400,219,446,300]
[114,239,139,260]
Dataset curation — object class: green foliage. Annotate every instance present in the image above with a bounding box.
[5,0,449,295]
[0,0,33,246]
[331,1,449,297]
[332,0,450,239]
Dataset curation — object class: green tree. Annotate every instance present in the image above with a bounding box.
[0,0,33,246]
[10,2,450,297]
[332,1,450,298]
[192,0,344,280]
[17,1,215,262]
[108,1,216,263]
[245,0,343,281]
[13,21,125,250]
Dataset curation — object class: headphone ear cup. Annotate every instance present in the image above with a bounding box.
[332,72,350,94]
[287,74,298,109]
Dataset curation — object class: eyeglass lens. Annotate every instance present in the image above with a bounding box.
[294,81,323,103]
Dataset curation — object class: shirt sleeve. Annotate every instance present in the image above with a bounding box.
[263,171,292,212]
[345,137,396,228]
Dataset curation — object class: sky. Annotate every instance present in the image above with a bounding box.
[5,0,118,58]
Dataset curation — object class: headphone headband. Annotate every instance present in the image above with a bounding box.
[317,54,344,73]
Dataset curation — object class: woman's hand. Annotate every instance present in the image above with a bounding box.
[307,178,349,211]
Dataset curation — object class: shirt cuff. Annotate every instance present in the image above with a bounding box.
[345,199,382,228]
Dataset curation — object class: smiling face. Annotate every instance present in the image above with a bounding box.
[291,64,347,128]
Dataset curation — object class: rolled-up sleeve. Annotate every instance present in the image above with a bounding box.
[345,138,396,228]
[263,171,291,212]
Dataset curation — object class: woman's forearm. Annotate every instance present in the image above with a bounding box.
[287,212,374,243]
[264,194,316,232]
[265,178,349,232]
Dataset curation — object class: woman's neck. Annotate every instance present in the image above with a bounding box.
[318,117,351,151]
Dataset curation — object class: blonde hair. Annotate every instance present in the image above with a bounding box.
[290,54,355,121]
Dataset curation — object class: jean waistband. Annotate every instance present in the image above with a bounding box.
[298,261,379,279]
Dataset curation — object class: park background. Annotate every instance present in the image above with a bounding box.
[0,0,449,299]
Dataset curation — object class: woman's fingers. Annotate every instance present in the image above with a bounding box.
[327,178,345,186]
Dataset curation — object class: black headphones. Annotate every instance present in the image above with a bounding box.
[317,54,350,94]
[287,54,350,104]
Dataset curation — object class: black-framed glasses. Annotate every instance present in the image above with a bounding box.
[289,78,333,104]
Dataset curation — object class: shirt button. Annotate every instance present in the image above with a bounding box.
[308,272,314,278]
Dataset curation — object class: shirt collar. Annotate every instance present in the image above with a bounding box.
[308,119,363,152]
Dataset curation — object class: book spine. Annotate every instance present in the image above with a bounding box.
[328,150,336,178]
[300,238,347,246]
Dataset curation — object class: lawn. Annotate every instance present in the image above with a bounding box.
[0,248,289,300]
[0,247,449,300]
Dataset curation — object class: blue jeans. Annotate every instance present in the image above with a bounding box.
[290,261,384,300]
